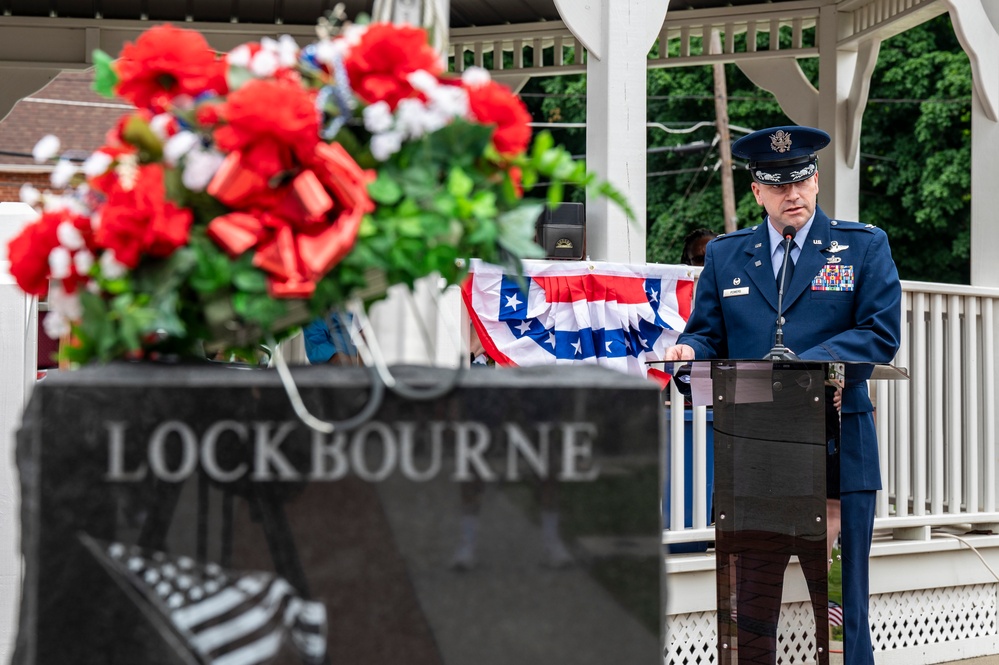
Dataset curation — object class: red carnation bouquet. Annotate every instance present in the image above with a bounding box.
[8,18,630,365]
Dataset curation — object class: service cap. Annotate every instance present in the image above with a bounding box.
[731,125,830,185]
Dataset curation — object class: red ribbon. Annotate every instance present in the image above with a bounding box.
[206,142,375,298]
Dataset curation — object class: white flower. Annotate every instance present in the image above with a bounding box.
[163,131,200,165]
[408,70,439,94]
[82,151,114,178]
[370,131,405,161]
[51,159,77,188]
[74,249,94,276]
[182,147,225,191]
[100,250,128,280]
[149,113,176,140]
[19,184,40,206]
[250,49,279,78]
[42,283,83,339]
[363,101,395,134]
[48,247,72,280]
[427,85,469,120]
[396,98,437,139]
[461,67,492,88]
[277,35,300,68]
[228,44,252,68]
[57,221,85,250]
[32,134,61,163]
[42,310,71,340]
[340,24,367,48]
[314,39,339,66]
[115,154,139,191]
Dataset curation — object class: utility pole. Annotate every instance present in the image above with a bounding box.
[710,30,738,233]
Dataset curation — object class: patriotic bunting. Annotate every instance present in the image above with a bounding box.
[462,259,694,383]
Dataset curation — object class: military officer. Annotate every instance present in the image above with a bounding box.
[665,125,902,665]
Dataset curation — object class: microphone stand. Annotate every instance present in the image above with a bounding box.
[766,228,800,361]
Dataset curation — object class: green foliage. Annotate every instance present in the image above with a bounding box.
[523,15,972,282]
[91,49,118,98]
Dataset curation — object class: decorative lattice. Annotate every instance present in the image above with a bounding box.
[777,602,823,664]
[871,584,999,651]
[666,585,999,664]
[665,602,822,665]
[665,611,716,664]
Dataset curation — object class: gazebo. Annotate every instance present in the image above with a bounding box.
[1,1,998,663]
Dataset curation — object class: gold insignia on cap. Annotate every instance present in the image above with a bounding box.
[770,130,792,154]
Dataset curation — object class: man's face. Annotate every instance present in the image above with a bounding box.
[751,172,819,232]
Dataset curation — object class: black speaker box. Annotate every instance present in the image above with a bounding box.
[536,202,585,260]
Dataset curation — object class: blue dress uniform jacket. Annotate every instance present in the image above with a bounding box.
[677,207,902,493]
[679,207,901,665]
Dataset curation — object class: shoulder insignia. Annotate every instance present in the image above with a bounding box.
[831,220,877,233]
[714,227,754,241]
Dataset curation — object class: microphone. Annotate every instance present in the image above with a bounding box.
[765,225,800,361]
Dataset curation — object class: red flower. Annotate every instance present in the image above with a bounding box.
[115,24,227,112]
[7,211,94,296]
[344,23,443,109]
[466,80,532,156]
[94,163,193,268]
[213,78,320,181]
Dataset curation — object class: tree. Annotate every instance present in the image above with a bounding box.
[519,14,972,283]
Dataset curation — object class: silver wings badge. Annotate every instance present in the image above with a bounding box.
[770,130,792,153]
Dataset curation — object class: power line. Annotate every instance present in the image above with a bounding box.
[522,91,971,104]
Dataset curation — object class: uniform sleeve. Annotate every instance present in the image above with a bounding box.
[676,240,727,359]
[798,228,902,365]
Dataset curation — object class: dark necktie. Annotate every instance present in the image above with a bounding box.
[777,243,795,291]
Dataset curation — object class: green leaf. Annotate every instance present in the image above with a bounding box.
[468,191,498,220]
[91,50,119,98]
[496,204,546,259]
[226,66,256,92]
[368,173,404,205]
[447,166,475,198]
[232,265,268,293]
[121,114,164,163]
[190,241,233,293]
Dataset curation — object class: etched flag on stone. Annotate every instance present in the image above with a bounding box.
[462,259,694,382]
[79,534,327,665]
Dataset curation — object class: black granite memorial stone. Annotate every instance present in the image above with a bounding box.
[14,363,664,665]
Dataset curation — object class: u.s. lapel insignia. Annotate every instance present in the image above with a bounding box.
[812,239,823,245]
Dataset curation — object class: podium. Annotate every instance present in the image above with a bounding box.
[668,359,906,665]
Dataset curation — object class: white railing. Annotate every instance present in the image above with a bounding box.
[662,279,999,548]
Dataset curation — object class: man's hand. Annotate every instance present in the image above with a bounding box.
[664,344,695,361]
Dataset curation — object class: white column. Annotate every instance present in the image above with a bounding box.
[0,202,37,663]
[740,9,879,222]
[946,0,999,287]
[554,0,670,263]
[815,6,878,221]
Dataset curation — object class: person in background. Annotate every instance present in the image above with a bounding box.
[665,125,901,665]
[303,310,359,366]
[680,228,719,267]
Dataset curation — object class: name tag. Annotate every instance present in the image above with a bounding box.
[723,287,749,297]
